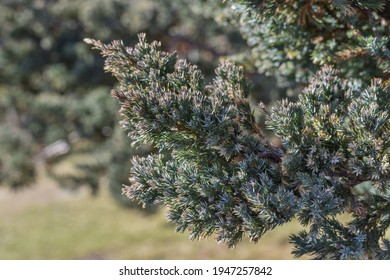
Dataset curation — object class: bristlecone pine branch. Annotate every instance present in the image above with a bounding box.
[86,34,389,259]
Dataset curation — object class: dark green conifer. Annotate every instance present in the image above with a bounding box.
[88,0,389,258]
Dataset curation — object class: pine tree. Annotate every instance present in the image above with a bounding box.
[87,0,389,259]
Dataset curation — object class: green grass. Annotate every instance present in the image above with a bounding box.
[0,172,305,260]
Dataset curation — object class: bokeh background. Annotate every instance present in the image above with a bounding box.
[0,0,303,259]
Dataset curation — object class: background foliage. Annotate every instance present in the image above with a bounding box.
[0,0,246,204]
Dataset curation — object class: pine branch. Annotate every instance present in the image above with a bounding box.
[86,34,296,247]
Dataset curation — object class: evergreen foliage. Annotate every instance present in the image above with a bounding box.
[224,0,389,89]
[88,0,389,259]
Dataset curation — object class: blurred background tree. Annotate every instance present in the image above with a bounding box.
[0,0,250,207]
